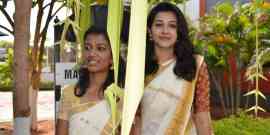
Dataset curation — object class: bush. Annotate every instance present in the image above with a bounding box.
[0,48,13,90]
[39,80,53,90]
[0,80,53,91]
[214,113,270,135]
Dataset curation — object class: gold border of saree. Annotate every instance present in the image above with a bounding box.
[165,55,204,135]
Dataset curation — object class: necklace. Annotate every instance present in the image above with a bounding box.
[159,58,175,67]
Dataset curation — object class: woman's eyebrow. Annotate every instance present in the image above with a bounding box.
[154,19,163,22]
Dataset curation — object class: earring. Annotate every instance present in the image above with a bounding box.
[110,64,114,70]
[149,34,153,41]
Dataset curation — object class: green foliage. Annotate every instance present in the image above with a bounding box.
[195,1,270,69]
[242,1,270,116]
[0,80,54,91]
[148,0,189,5]
[0,40,13,48]
[0,48,13,89]
[0,48,53,91]
[214,113,270,135]
[193,0,270,115]
[39,80,54,90]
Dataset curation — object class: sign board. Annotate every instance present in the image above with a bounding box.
[55,62,79,86]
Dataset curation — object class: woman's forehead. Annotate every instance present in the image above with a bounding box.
[85,34,109,44]
[154,11,177,22]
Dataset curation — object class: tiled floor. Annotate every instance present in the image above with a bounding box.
[0,91,54,122]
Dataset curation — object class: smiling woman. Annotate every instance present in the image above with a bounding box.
[138,2,214,135]
[56,25,126,135]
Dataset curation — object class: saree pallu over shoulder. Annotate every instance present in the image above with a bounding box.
[58,85,122,135]
[142,55,204,135]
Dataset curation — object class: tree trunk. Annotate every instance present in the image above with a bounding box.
[235,59,242,113]
[228,64,234,114]
[30,0,56,130]
[29,86,38,130]
[210,70,227,116]
[13,0,32,134]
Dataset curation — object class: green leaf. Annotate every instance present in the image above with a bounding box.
[208,45,218,56]
[215,2,234,16]
[79,0,93,52]
[214,58,225,67]
[104,83,124,134]
[254,0,264,7]
[107,0,123,84]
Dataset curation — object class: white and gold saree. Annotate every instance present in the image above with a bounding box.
[141,56,204,135]
[58,85,119,135]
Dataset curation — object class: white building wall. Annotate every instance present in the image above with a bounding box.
[178,0,200,26]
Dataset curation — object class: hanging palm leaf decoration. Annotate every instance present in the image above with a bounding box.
[79,0,93,53]
[104,0,124,134]
[121,0,148,134]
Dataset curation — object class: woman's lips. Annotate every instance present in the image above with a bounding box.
[86,59,98,65]
[159,36,171,40]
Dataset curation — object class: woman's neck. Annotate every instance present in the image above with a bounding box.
[154,46,175,65]
[85,71,109,100]
[89,71,108,87]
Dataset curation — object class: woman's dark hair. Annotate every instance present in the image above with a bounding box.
[75,25,126,97]
[145,2,196,82]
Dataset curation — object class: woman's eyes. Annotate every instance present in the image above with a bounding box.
[84,46,107,51]
[169,24,177,28]
[154,23,177,28]
[154,23,163,27]
[97,46,106,51]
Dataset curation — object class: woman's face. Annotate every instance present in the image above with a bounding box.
[83,33,112,73]
[149,11,178,49]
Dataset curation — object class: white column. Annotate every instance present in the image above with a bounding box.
[178,0,200,26]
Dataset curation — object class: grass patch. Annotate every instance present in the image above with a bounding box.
[214,113,270,135]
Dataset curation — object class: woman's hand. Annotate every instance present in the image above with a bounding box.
[193,112,214,135]
[56,119,69,135]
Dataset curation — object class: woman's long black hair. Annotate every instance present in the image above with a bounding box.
[74,26,126,97]
[145,2,196,82]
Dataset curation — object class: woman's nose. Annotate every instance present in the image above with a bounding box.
[162,26,169,34]
[86,50,97,59]
[90,49,97,56]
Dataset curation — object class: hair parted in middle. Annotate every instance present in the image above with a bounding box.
[145,2,197,82]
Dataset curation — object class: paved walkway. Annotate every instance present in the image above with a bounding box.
[0,91,54,122]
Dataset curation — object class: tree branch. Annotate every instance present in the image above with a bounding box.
[31,0,44,70]
[0,8,14,29]
[41,0,56,34]
[51,3,65,19]
[0,24,13,35]
[42,1,53,10]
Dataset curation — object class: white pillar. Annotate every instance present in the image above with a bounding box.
[13,117,31,135]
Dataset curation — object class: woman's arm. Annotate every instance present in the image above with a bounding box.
[130,104,142,135]
[130,115,141,135]
[193,112,213,135]
[56,119,69,135]
[194,61,214,135]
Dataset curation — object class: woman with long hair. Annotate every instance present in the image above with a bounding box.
[56,25,125,135]
[141,2,213,135]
